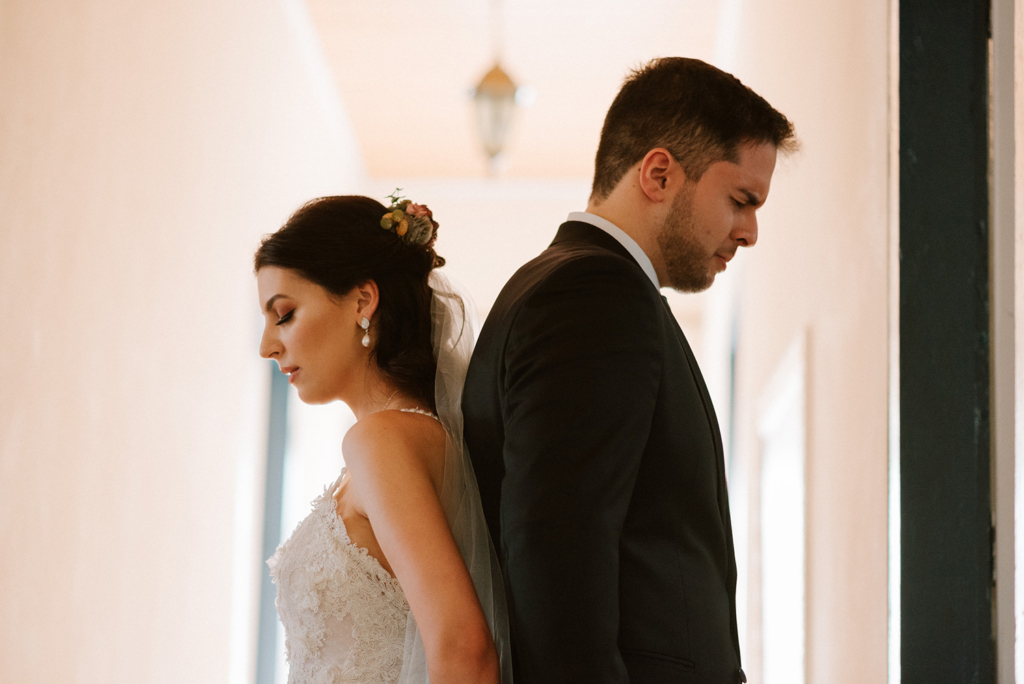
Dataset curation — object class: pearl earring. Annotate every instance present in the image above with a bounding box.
[360,317,371,347]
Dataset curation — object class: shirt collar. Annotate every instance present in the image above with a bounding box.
[567,211,661,289]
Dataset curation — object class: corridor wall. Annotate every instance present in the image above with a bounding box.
[0,1,362,682]
[725,0,891,682]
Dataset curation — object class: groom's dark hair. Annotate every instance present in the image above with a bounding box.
[591,57,797,200]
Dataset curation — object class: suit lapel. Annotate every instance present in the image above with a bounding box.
[659,296,734,530]
[660,295,741,660]
[660,297,725,463]
[552,225,730,494]
[552,223,735,543]
[550,223,742,662]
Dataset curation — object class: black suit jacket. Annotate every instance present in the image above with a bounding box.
[463,222,744,684]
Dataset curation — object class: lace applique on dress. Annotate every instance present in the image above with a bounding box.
[267,469,410,684]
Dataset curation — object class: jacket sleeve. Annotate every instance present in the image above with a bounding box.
[500,254,662,684]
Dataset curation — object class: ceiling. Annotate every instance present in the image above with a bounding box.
[306,0,722,178]
[304,0,727,354]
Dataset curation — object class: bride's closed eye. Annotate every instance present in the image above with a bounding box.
[276,310,294,326]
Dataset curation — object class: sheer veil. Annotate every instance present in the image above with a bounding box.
[397,271,512,684]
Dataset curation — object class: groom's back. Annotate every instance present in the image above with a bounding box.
[463,221,743,684]
[463,232,621,551]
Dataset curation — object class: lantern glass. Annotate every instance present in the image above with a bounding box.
[473,63,518,164]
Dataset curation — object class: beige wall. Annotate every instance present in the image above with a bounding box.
[0,1,362,682]
[727,0,891,681]
[362,178,591,311]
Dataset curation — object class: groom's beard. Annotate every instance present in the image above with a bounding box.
[657,183,714,293]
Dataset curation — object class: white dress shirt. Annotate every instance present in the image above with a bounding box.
[567,211,661,290]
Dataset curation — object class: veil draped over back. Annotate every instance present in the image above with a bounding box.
[397,272,512,684]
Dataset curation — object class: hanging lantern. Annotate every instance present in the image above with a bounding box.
[473,63,518,172]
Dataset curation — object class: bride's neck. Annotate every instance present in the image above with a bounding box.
[345,367,415,421]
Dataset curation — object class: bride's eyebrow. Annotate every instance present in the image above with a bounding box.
[264,294,291,312]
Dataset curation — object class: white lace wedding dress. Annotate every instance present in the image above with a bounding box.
[267,465,410,684]
[267,275,511,684]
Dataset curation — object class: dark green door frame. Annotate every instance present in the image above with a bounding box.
[899,1,994,682]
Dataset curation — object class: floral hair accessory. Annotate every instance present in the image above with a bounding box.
[380,189,439,247]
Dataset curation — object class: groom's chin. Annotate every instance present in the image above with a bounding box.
[668,273,715,294]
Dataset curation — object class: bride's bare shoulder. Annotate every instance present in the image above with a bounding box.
[342,410,446,490]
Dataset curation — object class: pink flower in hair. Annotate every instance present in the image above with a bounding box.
[405,203,432,219]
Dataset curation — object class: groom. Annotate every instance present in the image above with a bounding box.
[463,57,796,683]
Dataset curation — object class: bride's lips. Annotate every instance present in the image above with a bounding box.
[280,366,299,383]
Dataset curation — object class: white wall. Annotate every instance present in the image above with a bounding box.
[727,0,891,681]
[362,178,591,313]
[0,1,362,682]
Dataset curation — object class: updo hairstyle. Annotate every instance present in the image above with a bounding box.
[254,195,445,411]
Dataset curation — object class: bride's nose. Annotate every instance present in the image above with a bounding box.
[260,326,281,359]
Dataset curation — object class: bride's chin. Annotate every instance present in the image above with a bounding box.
[293,383,317,404]
[296,385,339,406]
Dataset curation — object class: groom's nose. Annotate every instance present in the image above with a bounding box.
[734,213,758,247]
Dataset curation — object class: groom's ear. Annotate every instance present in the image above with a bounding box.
[352,280,380,320]
[638,148,682,203]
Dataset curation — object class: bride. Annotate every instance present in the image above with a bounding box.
[254,194,510,684]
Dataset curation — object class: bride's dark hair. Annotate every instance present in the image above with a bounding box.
[254,195,444,410]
